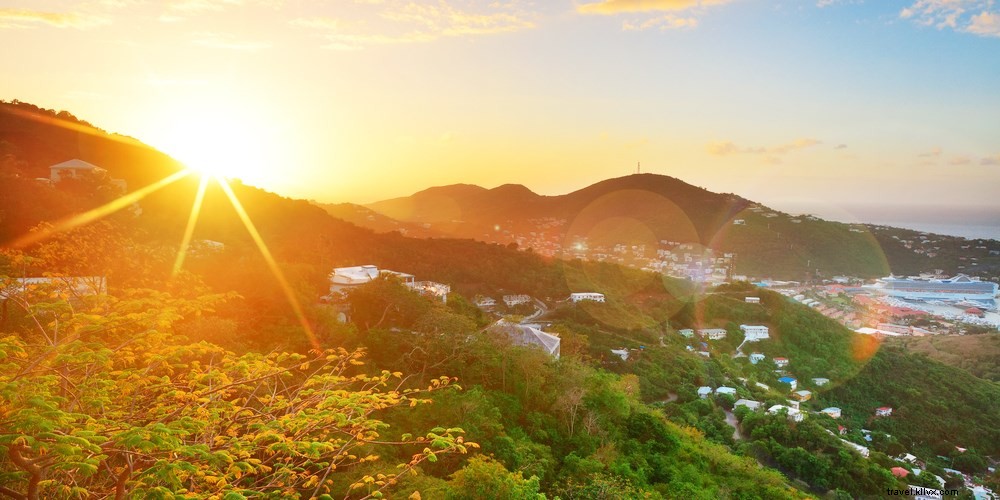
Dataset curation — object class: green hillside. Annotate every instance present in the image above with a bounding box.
[887,333,1000,382]
[823,347,1000,457]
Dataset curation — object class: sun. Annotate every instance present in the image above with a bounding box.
[144,98,282,184]
[155,114,263,180]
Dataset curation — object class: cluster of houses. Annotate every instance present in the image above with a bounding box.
[569,292,605,303]
[473,292,604,310]
[327,265,451,303]
[482,221,737,285]
[678,324,770,342]
[503,294,532,307]
[326,266,567,359]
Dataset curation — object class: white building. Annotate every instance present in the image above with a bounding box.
[821,407,842,419]
[715,387,737,396]
[407,280,451,303]
[610,348,629,361]
[328,265,448,302]
[699,328,727,340]
[875,406,893,417]
[791,390,812,402]
[812,377,830,387]
[49,159,106,182]
[503,294,532,307]
[734,399,762,411]
[330,265,398,291]
[475,297,497,308]
[773,357,789,368]
[767,405,804,422]
[49,159,126,191]
[749,352,766,364]
[841,439,870,458]
[740,325,770,342]
[697,386,713,398]
[678,328,695,338]
[745,296,760,304]
[492,321,560,358]
[570,292,605,303]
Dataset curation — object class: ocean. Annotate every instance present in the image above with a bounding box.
[780,204,1000,241]
[867,222,1000,241]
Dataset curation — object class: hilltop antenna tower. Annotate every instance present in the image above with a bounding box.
[636,162,641,174]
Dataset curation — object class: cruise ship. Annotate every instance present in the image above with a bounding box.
[871,274,998,307]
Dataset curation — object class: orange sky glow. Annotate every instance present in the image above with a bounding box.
[2,0,998,221]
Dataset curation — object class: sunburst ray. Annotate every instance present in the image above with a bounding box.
[10,169,191,249]
[216,178,320,349]
[171,174,211,277]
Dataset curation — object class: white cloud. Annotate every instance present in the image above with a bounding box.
[168,0,243,13]
[622,14,697,30]
[578,0,731,32]
[966,10,1000,36]
[577,0,732,15]
[0,8,110,29]
[706,138,821,163]
[293,0,536,50]
[900,1,1000,38]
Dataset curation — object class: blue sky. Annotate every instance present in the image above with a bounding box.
[1,0,998,221]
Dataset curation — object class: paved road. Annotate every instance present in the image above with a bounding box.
[521,298,548,323]
[724,409,744,441]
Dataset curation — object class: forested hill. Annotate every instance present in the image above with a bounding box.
[0,100,183,189]
[824,347,1000,457]
[368,174,751,246]
[358,177,1000,281]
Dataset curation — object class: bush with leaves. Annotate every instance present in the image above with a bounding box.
[0,282,475,499]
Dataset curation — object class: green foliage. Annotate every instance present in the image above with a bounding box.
[887,333,1000,382]
[825,346,1000,457]
[445,456,544,499]
[0,288,474,499]
[738,411,899,496]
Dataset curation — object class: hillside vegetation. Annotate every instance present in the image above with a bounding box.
[887,333,1000,382]
[823,347,1000,457]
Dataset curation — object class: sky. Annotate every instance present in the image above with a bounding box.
[2,0,999,227]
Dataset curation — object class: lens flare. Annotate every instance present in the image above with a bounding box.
[562,189,701,328]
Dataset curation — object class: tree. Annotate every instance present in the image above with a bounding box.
[0,287,475,499]
[445,456,543,499]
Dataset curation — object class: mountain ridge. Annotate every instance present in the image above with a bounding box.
[355,173,1000,281]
